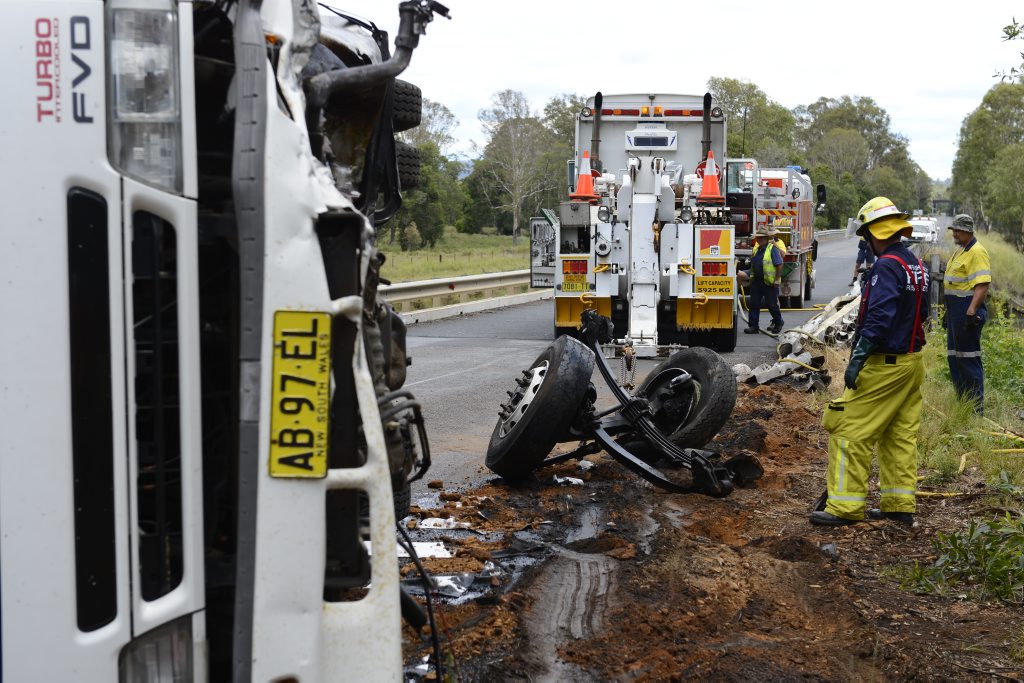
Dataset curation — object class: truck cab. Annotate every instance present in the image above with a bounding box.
[1,1,442,680]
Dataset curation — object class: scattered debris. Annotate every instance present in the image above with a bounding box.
[552,475,584,486]
[397,541,452,559]
[743,291,861,387]
[419,517,472,530]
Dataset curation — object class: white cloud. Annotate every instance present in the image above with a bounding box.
[331,0,1023,178]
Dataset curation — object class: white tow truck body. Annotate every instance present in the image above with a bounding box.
[536,93,738,357]
[0,0,438,679]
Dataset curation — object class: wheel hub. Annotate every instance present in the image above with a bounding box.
[497,361,549,438]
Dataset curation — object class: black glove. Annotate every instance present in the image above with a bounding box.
[844,337,876,390]
[963,313,982,331]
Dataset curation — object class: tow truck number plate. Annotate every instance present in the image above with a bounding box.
[696,277,734,297]
[269,311,331,478]
[562,274,588,292]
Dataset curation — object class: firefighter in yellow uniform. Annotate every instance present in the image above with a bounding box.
[811,197,929,526]
[943,214,990,414]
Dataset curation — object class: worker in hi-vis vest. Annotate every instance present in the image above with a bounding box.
[812,197,929,527]
[943,213,990,414]
[743,227,785,335]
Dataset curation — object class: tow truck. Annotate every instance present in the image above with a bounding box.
[533,92,738,357]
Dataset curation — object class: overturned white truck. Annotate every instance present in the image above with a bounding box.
[1,1,446,680]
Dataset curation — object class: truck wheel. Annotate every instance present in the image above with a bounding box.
[554,325,577,340]
[486,336,595,481]
[392,80,422,133]
[396,142,420,191]
[634,347,736,449]
[715,318,737,353]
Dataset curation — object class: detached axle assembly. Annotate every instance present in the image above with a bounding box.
[486,310,762,496]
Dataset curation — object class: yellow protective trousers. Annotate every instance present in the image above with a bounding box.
[821,352,924,520]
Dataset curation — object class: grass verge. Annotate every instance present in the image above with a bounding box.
[379,226,529,283]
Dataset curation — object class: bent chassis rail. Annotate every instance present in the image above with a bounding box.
[546,310,762,496]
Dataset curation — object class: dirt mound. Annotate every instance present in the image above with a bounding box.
[402,384,1023,681]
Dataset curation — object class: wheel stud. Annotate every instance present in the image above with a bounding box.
[515,377,530,388]
[506,390,516,398]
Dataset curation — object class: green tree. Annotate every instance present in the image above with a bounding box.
[795,96,903,168]
[807,128,870,181]
[400,221,421,251]
[391,143,465,248]
[951,82,1024,227]
[985,142,1024,242]
[998,17,1024,81]
[399,98,458,154]
[813,167,859,230]
[862,166,911,212]
[707,77,796,161]
[477,90,558,244]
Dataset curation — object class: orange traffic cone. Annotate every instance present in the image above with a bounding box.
[570,150,599,201]
[697,150,725,205]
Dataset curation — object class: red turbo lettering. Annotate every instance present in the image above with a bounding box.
[35,18,55,121]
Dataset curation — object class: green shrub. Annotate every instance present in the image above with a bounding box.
[898,513,1024,603]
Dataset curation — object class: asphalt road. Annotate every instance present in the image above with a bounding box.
[403,236,859,491]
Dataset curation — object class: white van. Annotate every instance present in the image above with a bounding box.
[909,217,938,243]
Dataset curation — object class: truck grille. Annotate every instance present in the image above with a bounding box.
[132,211,184,601]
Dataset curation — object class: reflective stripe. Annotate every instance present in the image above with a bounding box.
[945,275,969,283]
[966,269,991,280]
[838,438,847,492]
[880,488,916,496]
[829,494,867,502]
[944,289,974,297]
[947,350,982,358]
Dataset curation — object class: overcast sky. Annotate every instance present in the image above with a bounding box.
[332,0,1022,180]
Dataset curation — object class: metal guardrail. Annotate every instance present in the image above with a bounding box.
[380,269,532,311]
[384,230,847,313]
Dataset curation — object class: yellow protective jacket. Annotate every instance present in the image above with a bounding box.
[944,238,991,298]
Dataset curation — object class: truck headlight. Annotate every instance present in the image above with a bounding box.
[107,6,182,194]
[118,615,193,682]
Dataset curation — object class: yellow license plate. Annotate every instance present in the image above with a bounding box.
[562,274,588,292]
[269,311,331,478]
[696,276,734,297]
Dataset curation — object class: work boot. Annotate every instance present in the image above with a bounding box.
[866,509,915,526]
[809,511,859,526]
[743,327,759,334]
[767,322,783,334]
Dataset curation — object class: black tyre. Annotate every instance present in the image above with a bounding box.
[715,317,738,353]
[486,336,595,480]
[396,142,421,191]
[392,79,422,133]
[554,325,577,340]
[393,482,411,521]
[634,346,737,449]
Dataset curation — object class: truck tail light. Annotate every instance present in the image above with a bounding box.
[107,6,183,194]
[701,262,727,276]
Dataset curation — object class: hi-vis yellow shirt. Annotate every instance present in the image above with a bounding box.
[945,239,991,297]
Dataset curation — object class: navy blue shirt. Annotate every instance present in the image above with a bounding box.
[856,242,930,353]
[751,242,784,282]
